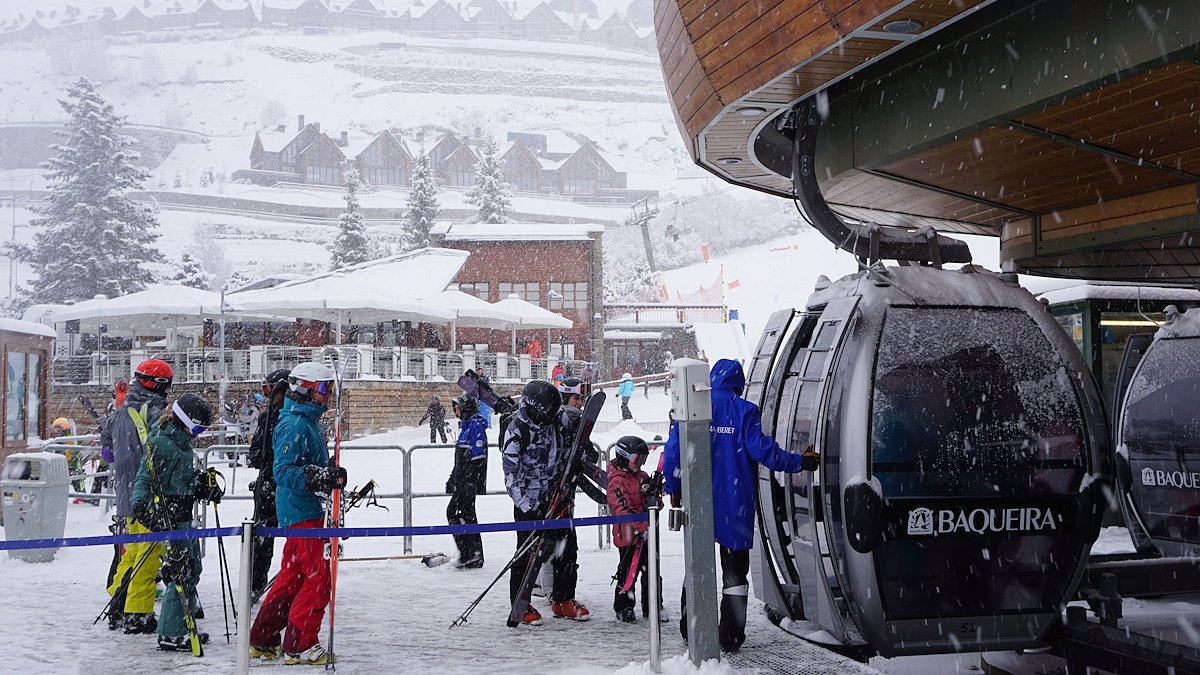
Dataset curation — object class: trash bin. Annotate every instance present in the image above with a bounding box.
[2,452,69,562]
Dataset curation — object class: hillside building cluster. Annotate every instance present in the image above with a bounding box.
[236,115,658,203]
[0,0,655,53]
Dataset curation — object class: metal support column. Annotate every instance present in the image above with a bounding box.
[671,358,718,665]
[236,519,254,675]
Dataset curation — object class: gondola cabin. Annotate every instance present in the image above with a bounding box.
[0,319,54,462]
[746,266,1110,658]
[1113,307,1200,558]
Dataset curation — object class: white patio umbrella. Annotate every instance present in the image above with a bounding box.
[492,293,573,353]
[432,290,523,349]
[48,284,241,334]
[227,249,466,341]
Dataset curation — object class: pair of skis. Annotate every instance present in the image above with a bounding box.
[323,349,347,670]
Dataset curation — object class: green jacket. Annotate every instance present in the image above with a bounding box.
[132,420,197,525]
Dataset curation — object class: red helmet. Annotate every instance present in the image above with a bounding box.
[134,359,174,393]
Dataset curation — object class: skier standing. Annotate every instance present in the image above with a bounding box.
[419,395,449,444]
[130,394,219,651]
[606,435,666,623]
[104,358,174,634]
[662,358,817,654]
[617,372,635,420]
[249,362,347,665]
[502,379,590,625]
[246,368,291,599]
[446,394,488,569]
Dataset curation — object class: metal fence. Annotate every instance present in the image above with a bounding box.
[52,346,596,386]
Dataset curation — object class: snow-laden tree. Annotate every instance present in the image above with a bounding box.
[603,251,658,303]
[172,251,212,289]
[10,78,161,305]
[465,138,513,224]
[402,154,440,251]
[330,167,372,271]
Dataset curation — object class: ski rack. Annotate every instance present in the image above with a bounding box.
[789,99,973,268]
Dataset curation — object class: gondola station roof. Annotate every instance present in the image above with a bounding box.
[655,0,1200,282]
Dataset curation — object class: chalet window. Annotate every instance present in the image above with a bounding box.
[306,165,338,184]
[563,177,594,194]
[500,282,540,305]
[458,282,489,300]
[549,282,588,310]
[6,350,40,441]
[451,165,473,187]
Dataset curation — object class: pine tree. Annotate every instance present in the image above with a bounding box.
[402,154,440,251]
[330,167,372,271]
[172,251,212,289]
[11,78,160,305]
[465,138,513,224]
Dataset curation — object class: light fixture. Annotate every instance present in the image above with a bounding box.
[716,157,742,165]
[736,106,767,117]
[1099,319,1161,327]
[882,18,922,34]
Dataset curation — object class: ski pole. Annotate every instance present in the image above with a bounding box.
[450,528,544,628]
[94,539,159,626]
[205,469,238,642]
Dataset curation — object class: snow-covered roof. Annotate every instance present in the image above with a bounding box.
[21,303,69,325]
[344,131,386,158]
[1038,283,1200,305]
[432,222,604,241]
[604,330,660,340]
[0,317,57,339]
[538,156,565,170]
[47,285,231,333]
[543,130,579,156]
[257,131,292,153]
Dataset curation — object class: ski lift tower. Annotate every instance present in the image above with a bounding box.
[629,197,659,271]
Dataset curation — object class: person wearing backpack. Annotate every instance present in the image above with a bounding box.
[130,394,221,652]
[103,359,174,634]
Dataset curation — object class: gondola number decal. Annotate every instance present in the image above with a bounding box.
[961,622,977,634]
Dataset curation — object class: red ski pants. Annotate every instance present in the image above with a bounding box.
[250,519,331,653]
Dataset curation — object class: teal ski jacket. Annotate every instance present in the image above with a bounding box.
[273,396,330,527]
[132,420,198,526]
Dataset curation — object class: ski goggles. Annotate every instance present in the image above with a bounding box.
[172,401,208,437]
[138,374,172,384]
[312,380,334,396]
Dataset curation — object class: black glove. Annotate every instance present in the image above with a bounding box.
[801,445,819,472]
[194,469,225,504]
[134,499,173,532]
[640,472,663,498]
[160,547,193,584]
[445,476,455,495]
[583,445,600,465]
[304,463,348,493]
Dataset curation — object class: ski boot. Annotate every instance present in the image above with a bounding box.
[453,553,484,569]
[123,612,158,634]
[616,608,637,623]
[519,606,543,626]
[284,644,335,665]
[551,599,591,621]
[250,643,282,660]
[157,633,209,651]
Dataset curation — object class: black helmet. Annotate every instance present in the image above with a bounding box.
[612,435,649,471]
[172,393,213,435]
[265,368,291,386]
[453,394,479,418]
[558,376,583,405]
[519,379,561,427]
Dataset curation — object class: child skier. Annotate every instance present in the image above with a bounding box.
[618,373,635,420]
[130,393,220,651]
[606,435,666,623]
[419,395,449,444]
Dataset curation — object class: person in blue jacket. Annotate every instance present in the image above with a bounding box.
[662,358,817,654]
[447,394,488,568]
[249,362,347,666]
[618,372,635,420]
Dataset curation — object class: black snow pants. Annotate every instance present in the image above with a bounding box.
[510,505,578,604]
[679,546,750,653]
[447,490,482,562]
[251,477,277,598]
[613,539,662,616]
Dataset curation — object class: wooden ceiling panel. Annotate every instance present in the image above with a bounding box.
[860,0,987,32]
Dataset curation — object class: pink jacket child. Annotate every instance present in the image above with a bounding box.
[606,436,666,623]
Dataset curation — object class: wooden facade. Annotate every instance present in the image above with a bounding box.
[655,0,1200,282]
[441,144,479,188]
[1,324,53,462]
[355,130,413,187]
[297,133,346,186]
[500,141,542,193]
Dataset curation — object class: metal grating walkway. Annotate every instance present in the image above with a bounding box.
[716,606,881,674]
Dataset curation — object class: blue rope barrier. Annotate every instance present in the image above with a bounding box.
[0,513,648,551]
[258,513,649,539]
[0,527,241,551]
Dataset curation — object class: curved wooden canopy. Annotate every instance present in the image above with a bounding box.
[656,0,1200,282]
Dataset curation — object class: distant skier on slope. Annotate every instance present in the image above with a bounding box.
[618,372,635,420]
[249,362,346,666]
[419,395,449,444]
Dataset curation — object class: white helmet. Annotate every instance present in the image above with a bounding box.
[621,372,632,382]
[288,361,336,396]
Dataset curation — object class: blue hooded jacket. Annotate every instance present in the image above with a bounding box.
[663,358,806,550]
[272,396,330,527]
